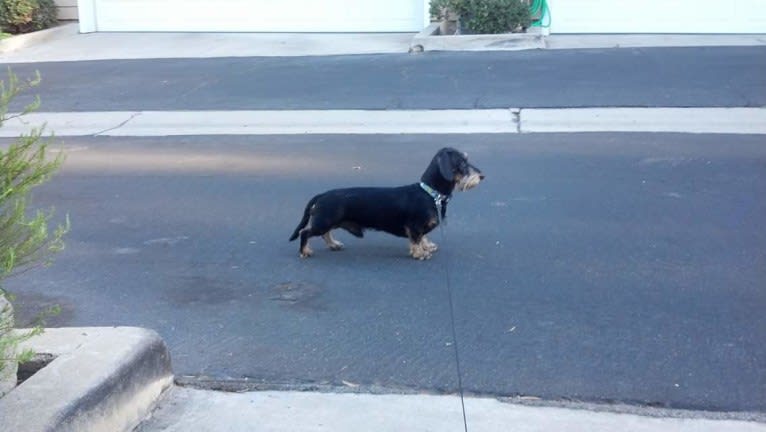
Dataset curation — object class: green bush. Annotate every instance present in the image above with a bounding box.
[430,0,462,21]
[430,0,531,34]
[0,0,57,34]
[0,69,67,386]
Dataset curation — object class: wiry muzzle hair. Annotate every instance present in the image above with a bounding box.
[432,148,485,192]
[456,165,483,191]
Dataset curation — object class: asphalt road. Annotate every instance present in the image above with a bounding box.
[5,133,765,413]
[3,47,766,111]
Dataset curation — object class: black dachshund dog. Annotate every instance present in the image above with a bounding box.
[289,148,484,260]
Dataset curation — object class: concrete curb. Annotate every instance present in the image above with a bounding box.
[0,109,518,136]
[545,33,766,50]
[409,24,766,53]
[520,107,766,134]
[0,327,173,432]
[0,23,78,55]
[411,23,545,52]
[1,108,764,137]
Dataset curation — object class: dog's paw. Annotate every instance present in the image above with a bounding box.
[410,249,432,260]
[411,238,437,258]
[327,240,344,251]
[300,246,314,258]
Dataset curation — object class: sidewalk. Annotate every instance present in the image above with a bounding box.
[0,23,414,62]
[1,22,765,63]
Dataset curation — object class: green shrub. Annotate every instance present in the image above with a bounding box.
[430,0,462,21]
[430,0,531,34]
[0,0,57,34]
[0,69,67,386]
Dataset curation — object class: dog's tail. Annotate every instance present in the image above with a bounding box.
[289,195,320,241]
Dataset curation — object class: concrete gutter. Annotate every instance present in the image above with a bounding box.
[0,327,173,432]
[1,108,764,137]
[135,387,766,432]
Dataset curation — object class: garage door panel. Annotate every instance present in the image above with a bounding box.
[93,0,424,32]
[549,0,766,34]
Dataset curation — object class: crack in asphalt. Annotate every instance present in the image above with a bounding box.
[93,111,142,136]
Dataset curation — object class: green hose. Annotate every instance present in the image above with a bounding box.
[528,0,550,28]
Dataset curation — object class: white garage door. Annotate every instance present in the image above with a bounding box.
[548,0,766,34]
[88,0,425,32]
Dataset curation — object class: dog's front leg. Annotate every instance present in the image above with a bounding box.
[409,240,429,260]
[421,236,438,253]
[408,236,432,260]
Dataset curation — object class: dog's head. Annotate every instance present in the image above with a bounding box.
[425,147,484,193]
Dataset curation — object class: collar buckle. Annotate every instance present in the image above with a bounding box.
[420,182,448,206]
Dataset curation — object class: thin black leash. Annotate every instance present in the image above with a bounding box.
[437,204,469,432]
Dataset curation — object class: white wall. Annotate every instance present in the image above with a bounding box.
[78,0,428,33]
[548,0,766,34]
[54,0,78,20]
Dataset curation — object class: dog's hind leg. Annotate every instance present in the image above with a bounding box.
[290,195,321,242]
[322,231,344,251]
[299,216,336,258]
[299,228,315,258]
[298,219,322,258]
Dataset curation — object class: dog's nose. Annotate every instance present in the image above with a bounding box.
[479,174,485,180]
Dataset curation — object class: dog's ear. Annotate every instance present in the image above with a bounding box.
[437,151,454,182]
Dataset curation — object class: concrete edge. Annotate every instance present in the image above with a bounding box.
[410,25,766,53]
[520,107,766,134]
[175,376,766,423]
[0,327,173,432]
[0,109,519,136]
[136,387,766,431]
[0,22,78,54]
[545,33,766,50]
[1,108,765,137]
[411,23,545,52]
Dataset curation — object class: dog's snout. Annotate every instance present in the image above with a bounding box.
[469,164,484,181]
